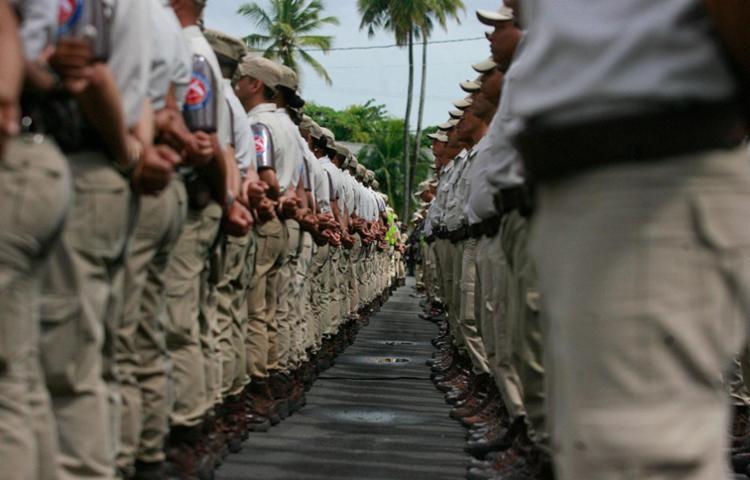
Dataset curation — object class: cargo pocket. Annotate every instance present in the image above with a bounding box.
[39,295,84,395]
[67,179,129,258]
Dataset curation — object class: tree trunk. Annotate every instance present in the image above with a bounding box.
[409,31,428,207]
[402,30,415,222]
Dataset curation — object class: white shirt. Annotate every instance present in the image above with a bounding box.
[224,80,254,175]
[306,150,331,213]
[319,156,343,211]
[247,103,301,193]
[13,0,56,60]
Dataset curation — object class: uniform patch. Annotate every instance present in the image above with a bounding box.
[254,134,267,155]
[184,72,212,111]
[58,0,83,34]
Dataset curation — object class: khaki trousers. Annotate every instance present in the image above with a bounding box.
[309,243,330,350]
[327,247,343,332]
[458,238,491,374]
[117,180,187,469]
[531,148,750,479]
[276,220,301,372]
[435,239,454,326]
[501,211,546,446]
[246,217,287,379]
[41,150,134,480]
[164,202,222,428]
[215,230,255,399]
[349,236,362,316]
[1,136,70,480]
[293,232,314,364]
[475,234,525,419]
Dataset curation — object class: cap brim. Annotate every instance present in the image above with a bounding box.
[460,80,482,93]
[449,109,464,119]
[476,9,513,26]
[472,58,497,73]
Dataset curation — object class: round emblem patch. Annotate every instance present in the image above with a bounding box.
[254,135,267,154]
[185,72,212,111]
[58,0,83,35]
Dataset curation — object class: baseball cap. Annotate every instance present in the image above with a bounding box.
[460,78,482,93]
[203,29,246,63]
[449,109,464,119]
[238,55,282,91]
[453,96,474,110]
[472,57,497,73]
[476,5,514,26]
[427,132,449,142]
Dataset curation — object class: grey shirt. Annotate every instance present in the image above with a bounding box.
[224,80,254,175]
[109,0,151,129]
[148,0,191,111]
[508,0,737,129]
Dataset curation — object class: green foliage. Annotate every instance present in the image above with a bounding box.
[237,0,339,85]
[304,100,388,144]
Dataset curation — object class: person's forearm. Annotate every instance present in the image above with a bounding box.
[76,63,129,166]
[223,146,241,199]
[0,1,23,104]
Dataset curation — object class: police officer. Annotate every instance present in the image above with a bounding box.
[2,3,70,479]
[512,0,750,479]
[164,0,251,475]
[115,1,194,477]
[234,55,300,428]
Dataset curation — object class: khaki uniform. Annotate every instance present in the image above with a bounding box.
[0,136,70,480]
[164,202,222,428]
[117,180,187,467]
[246,217,288,379]
[116,0,192,470]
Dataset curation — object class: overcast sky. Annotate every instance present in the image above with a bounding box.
[204,0,501,128]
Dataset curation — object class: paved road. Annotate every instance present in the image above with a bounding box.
[217,279,467,480]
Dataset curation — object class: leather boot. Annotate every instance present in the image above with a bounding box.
[268,371,292,420]
[246,378,280,426]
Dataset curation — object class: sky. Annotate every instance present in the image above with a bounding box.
[204,0,501,129]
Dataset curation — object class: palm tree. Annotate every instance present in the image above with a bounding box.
[410,0,464,200]
[357,0,463,220]
[238,0,339,85]
[358,0,429,221]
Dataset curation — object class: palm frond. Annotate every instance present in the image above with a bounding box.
[298,48,332,85]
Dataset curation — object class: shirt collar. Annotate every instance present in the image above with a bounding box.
[248,103,277,117]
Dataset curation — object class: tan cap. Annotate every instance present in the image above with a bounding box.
[372,180,380,190]
[438,118,461,130]
[427,132,449,142]
[365,170,375,183]
[472,57,497,73]
[476,5,514,26]
[204,29,246,63]
[277,64,299,90]
[333,143,351,158]
[320,127,335,143]
[348,157,359,170]
[460,79,482,93]
[453,96,474,110]
[238,55,282,91]
[449,109,464,119]
[299,115,315,132]
[356,164,367,180]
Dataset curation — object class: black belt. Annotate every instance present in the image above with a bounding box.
[435,227,450,239]
[470,215,502,239]
[515,101,746,181]
[448,225,470,244]
[493,185,534,218]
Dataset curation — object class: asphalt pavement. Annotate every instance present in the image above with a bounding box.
[216,278,467,480]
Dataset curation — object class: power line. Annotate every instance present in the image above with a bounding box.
[249,36,485,53]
